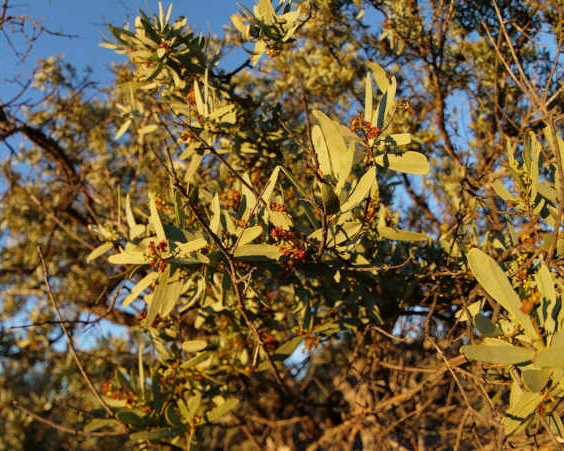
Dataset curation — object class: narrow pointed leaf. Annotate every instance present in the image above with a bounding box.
[467,248,538,340]
[86,242,114,263]
[460,342,535,364]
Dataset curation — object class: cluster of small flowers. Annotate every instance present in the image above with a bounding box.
[270,202,287,212]
[223,190,242,210]
[349,113,381,141]
[147,240,168,273]
[270,226,307,265]
[102,381,136,406]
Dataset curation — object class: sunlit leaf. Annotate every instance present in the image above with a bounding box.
[377,225,429,242]
[182,340,207,353]
[534,345,564,368]
[122,271,159,306]
[206,397,240,422]
[460,341,535,364]
[375,151,430,175]
[467,248,539,340]
[340,167,376,213]
[86,242,114,263]
[233,244,281,261]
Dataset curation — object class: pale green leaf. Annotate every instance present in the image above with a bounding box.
[122,272,159,307]
[536,262,557,340]
[182,340,207,353]
[502,389,543,435]
[237,226,263,246]
[492,179,516,202]
[312,125,332,177]
[340,167,376,213]
[84,418,122,432]
[115,118,131,140]
[125,194,137,230]
[175,237,208,256]
[521,368,551,392]
[312,110,354,191]
[210,193,221,236]
[364,72,373,123]
[233,244,281,261]
[86,242,114,263]
[145,266,183,325]
[108,247,149,265]
[454,300,483,322]
[467,248,538,340]
[375,151,430,175]
[534,345,564,367]
[366,61,389,92]
[377,225,429,242]
[148,192,166,242]
[206,397,240,422]
[460,342,535,364]
[138,124,158,135]
[389,133,411,146]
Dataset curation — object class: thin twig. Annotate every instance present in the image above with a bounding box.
[37,247,115,418]
[12,401,127,437]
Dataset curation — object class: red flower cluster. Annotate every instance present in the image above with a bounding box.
[270,226,307,265]
[148,240,168,272]
[349,113,381,141]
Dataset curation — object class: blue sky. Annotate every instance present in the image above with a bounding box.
[3,1,251,93]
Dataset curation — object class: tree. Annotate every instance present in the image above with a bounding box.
[1,0,563,449]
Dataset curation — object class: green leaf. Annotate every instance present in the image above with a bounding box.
[233,244,281,261]
[116,409,146,429]
[492,179,516,202]
[375,151,430,175]
[340,167,376,213]
[145,265,183,325]
[122,271,159,306]
[502,386,543,435]
[84,418,122,433]
[108,243,149,265]
[148,192,166,242]
[86,242,114,263]
[182,340,207,353]
[175,237,208,256]
[534,345,564,368]
[318,180,340,215]
[366,61,389,93]
[312,110,354,191]
[206,397,240,422]
[536,262,557,340]
[473,313,502,337]
[377,225,429,242]
[521,368,551,392]
[272,335,303,361]
[467,248,539,340]
[210,193,221,236]
[236,225,263,246]
[364,72,373,123]
[460,342,535,365]
[389,133,411,146]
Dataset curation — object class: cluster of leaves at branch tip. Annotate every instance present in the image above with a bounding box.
[456,127,564,436]
[83,0,435,438]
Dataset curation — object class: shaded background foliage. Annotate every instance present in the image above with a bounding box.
[0,0,563,449]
